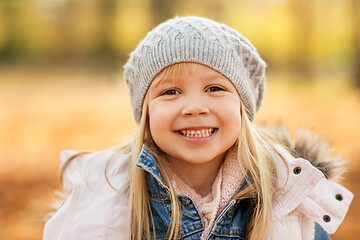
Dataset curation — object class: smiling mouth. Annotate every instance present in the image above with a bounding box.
[177,128,217,138]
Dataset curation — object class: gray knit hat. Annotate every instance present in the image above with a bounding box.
[124,16,266,123]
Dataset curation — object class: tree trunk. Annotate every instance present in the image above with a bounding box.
[289,0,315,77]
[150,0,174,26]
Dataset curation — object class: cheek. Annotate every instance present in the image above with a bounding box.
[219,99,242,134]
[148,105,161,139]
[227,110,242,134]
[148,102,173,144]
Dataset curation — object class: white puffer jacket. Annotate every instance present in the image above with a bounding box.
[43,129,353,240]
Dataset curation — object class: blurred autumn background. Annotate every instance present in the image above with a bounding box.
[0,0,359,239]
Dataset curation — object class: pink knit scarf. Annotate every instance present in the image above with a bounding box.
[170,145,245,239]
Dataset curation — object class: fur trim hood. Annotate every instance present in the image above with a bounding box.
[268,124,347,182]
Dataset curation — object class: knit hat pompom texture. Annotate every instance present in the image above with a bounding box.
[124,16,266,123]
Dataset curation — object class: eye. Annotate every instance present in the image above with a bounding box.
[160,88,181,96]
[205,85,225,92]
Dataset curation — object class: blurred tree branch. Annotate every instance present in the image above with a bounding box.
[352,0,360,87]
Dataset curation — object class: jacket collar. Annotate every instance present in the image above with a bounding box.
[135,144,253,199]
[136,145,170,195]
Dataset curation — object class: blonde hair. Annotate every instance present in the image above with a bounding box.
[236,105,278,239]
[128,84,181,240]
[58,62,281,239]
[127,62,280,239]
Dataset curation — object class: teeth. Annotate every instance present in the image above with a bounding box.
[179,128,215,138]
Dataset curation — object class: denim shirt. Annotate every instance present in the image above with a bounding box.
[136,145,330,240]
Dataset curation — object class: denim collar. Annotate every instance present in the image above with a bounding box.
[136,144,252,198]
[136,145,169,193]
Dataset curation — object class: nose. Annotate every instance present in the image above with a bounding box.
[181,97,209,116]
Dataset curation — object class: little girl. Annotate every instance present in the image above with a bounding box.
[44,16,353,240]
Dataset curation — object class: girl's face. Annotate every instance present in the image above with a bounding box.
[147,63,241,169]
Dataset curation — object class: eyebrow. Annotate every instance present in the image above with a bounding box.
[151,68,230,92]
[152,76,178,89]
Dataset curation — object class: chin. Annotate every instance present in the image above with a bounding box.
[181,154,220,164]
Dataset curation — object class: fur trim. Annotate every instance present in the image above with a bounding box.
[43,190,67,222]
[269,124,347,182]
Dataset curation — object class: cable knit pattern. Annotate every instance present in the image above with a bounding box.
[171,145,245,239]
[124,16,266,123]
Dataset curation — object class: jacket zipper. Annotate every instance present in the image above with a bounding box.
[204,199,237,240]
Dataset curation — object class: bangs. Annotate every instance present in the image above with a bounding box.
[153,62,199,86]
